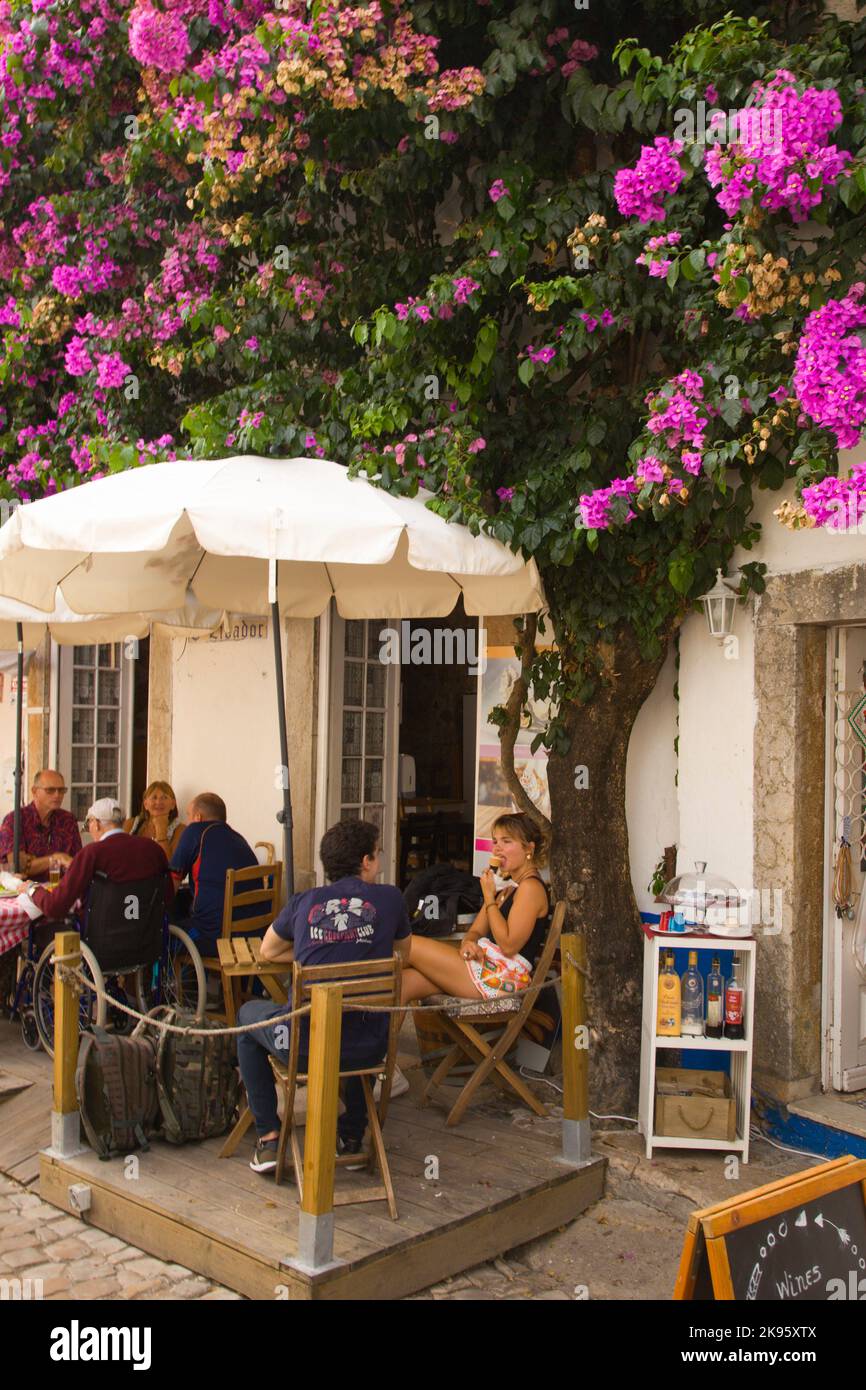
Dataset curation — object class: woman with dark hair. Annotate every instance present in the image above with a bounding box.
[400,811,550,1005]
[124,780,184,860]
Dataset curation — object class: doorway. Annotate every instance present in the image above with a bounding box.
[326,615,401,882]
[396,607,478,889]
[322,606,479,890]
[824,625,866,1092]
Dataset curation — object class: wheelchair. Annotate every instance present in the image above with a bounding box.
[11,872,206,1056]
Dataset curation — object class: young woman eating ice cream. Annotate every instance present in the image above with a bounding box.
[400,812,549,1004]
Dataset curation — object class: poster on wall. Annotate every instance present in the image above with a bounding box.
[473,635,555,877]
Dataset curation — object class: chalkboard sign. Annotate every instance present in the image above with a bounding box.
[675,1155,866,1300]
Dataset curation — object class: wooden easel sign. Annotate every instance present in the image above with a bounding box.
[675,1155,866,1300]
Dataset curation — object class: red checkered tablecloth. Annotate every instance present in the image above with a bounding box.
[0,896,32,956]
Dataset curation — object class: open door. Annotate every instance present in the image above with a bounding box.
[826,626,866,1091]
[326,615,400,882]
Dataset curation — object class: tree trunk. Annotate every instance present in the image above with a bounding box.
[546,623,672,1117]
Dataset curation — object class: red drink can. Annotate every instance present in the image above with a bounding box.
[658,909,672,933]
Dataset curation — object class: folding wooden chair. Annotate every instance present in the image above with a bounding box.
[420,900,565,1127]
[201,861,284,1025]
[220,954,403,1220]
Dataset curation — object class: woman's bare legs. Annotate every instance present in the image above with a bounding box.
[400,934,482,1005]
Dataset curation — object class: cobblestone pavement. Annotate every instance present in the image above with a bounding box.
[0,1174,240,1300]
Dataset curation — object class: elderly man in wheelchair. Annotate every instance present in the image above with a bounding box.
[11,797,205,1054]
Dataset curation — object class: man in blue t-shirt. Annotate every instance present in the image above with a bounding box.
[169,791,259,952]
[238,819,410,1175]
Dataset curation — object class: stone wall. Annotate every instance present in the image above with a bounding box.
[752,562,866,1102]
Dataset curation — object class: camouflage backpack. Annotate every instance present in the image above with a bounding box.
[153,1007,239,1144]
[75,1027,161,1160]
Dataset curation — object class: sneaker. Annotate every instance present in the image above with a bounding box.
[249,1138,279,1174]
[374,1065,410,1102]
[336,1136,366,1171]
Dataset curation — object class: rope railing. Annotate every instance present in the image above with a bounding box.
[52,950,570,1038]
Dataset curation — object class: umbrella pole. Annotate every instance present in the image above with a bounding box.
[271,598,294,896]
[12,622,23,872]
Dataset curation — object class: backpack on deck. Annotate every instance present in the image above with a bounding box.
[75,1027,160,1160]
[153,1006,239,1144]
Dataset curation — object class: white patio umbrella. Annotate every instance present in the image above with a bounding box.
[0,456,545,888]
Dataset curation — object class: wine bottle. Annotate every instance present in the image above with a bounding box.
[681,950,704,1037]
[657,950,681,1037]
[724,952,745,1040]
[706,956,724,1039]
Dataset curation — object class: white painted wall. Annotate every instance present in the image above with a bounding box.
[626,645,679,913]
[168,630,284,856]
[676,608,755,893]
[667,439,866,908]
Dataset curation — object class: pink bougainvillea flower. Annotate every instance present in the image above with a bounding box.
[64,337,94,377]
[452,276,480,305]
[527,345,556,364]
[129,3,190,74]
[96,353,130,389]
[468,437,486,453]
[488,179,510,203]
[614,137,685,223]
[794,285,866,448]
[636,455,665,483]
[496,486,514,502]
[705,72,852,223]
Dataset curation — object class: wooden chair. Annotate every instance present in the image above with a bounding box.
[201,861,284,1025]
[220,954,402,1219]
[419,900,565,1127]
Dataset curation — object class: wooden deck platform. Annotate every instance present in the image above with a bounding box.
[39,1098,604,1299]
[1,1017,605,1299]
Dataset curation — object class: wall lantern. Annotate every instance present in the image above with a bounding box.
[699,569,739,640]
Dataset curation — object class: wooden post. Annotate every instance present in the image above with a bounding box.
[561,932,591,1165]
[50,930,85,1158]
[296,982,343,1271]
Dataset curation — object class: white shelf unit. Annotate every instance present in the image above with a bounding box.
[638,929,756,1162]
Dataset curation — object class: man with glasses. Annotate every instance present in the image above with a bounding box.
[0,769,82,881]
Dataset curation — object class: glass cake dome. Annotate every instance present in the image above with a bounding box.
[661,861,748,935]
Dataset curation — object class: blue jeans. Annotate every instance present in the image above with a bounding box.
[237,1000,385,1144]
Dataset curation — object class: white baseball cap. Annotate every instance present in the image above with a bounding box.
[85,797,123,824]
